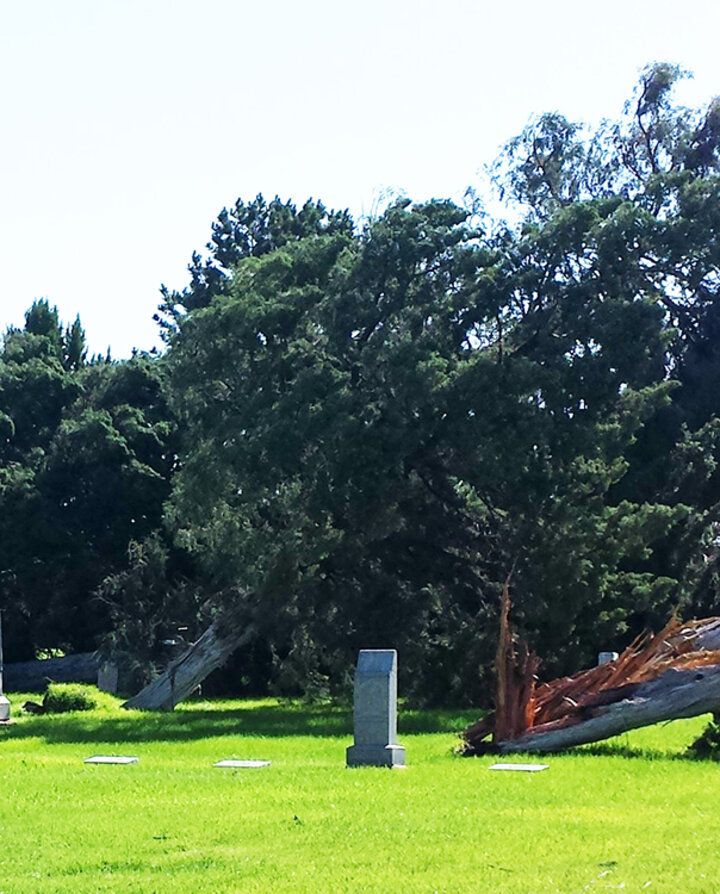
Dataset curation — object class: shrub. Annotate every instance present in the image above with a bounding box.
[42,683,116,713]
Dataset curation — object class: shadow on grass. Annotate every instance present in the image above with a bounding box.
[400,708,481,735]
[0,701,480,747]
[571,741,711,762]
[573,742,677,760]
[0,704,350,746]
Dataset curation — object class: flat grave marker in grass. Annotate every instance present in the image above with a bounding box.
[84,756,139,764]
[213,759,271,768]
[488,763,549,772]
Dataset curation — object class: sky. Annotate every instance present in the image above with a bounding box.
[2,0,719,358]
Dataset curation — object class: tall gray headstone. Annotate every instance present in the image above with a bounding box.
[346,649,406,768]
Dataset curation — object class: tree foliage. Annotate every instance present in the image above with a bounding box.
[0,305,177,660]
[156,65,720,702]
[4,65,720,707]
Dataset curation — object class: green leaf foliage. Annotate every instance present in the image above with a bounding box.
[0,309,177,661]
[162,191,673,699]
[42,683,117,713]
[5,65,720,706]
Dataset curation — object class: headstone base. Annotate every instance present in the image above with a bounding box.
[346,743,406,768]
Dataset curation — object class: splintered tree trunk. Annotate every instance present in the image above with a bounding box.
[462,616,720,755]
[123,619,255,711]
[497,662,720,752]
[494,579,539,743]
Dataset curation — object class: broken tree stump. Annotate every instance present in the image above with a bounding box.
[494,579,539,744]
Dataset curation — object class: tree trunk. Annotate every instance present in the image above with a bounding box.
[4,652,99,692]
[462,615,720,755]
[496,662,720,753]
[123,619,255,711]
[494,579,539,743]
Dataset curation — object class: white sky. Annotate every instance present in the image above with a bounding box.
[1,0,719,358]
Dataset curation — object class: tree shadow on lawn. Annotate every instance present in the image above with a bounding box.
[572,741,705,762]
[0,703,350,746]
[0,702,478,747]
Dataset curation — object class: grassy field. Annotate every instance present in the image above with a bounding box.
[0,693,718,893]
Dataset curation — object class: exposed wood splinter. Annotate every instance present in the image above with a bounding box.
[461,606,720,755]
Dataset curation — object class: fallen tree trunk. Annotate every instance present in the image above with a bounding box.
[497,662,720,752]
[123,619,255,711]
[462,614,720,755]
[4,652,99,691]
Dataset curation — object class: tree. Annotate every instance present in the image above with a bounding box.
[0,302,86,658]
[95,534,205,692]
[491,62,720,640]
[0,306,177,659]
[157,195,354,325]
[118,65,720,708]
[149,170,681,705]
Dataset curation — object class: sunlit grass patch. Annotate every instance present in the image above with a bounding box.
[0,694,718,892]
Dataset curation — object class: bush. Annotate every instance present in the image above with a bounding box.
[42,683,117,714]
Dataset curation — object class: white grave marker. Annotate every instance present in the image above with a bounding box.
[213,760,270,768]
[0,612,10,721]
[84,756,139,764]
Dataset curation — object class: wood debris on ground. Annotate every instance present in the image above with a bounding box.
[461,594,720,755]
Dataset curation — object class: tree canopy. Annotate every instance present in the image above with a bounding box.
[0,304,177,660]
[4,64,720,704]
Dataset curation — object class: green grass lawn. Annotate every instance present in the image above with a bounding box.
[0,692,717,893]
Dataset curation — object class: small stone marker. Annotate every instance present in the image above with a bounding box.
[0,611,10,722]
[598,651,619,666]
[84,756,138,764]
[97,662,119,694]
[346,649,406,768]
[488,763,548,772]
[213,760,271,768]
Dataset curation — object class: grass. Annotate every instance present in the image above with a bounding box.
[0,692,718,892]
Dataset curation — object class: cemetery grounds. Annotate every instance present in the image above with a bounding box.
[0,693,718,893]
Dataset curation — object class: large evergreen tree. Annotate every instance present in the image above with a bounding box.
[151,65,720,703]
[160,204,670,700]
[0,304,177,659]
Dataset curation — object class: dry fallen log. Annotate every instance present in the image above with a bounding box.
[123,618,255,711]
[497,662,720,753]
[462,615,720,755]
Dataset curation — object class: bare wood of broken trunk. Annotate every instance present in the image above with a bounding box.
[123,618,255,711]
[492,579,539,745]
[492,578,511,744]
[462,616,720,754]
